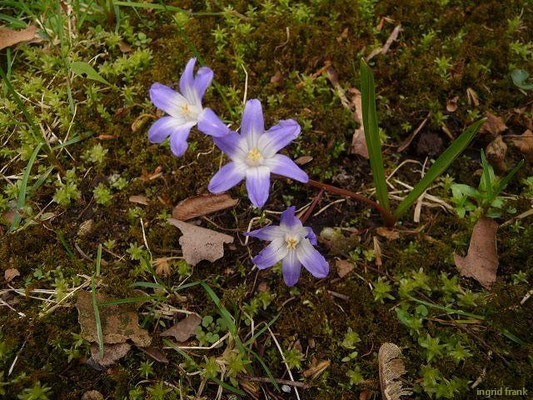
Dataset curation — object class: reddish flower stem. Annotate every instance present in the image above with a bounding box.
[300,188,324,224]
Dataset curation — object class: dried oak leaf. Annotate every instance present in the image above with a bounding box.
[336,259,354,278]
[486,136,508,172]
[0,25,38,50]
[168,218,234,266]
[160,314,202,342]
[454,217,499,289]
[172,193,238,221]
[77,291,151,347]
[4,268,20,282]
[509,129,533,162]
[90,342,131,367]
[378,343,412,400]
[480,112,507,136]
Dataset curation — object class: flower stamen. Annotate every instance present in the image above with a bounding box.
[246,147,264,166]
[285,236,300,249]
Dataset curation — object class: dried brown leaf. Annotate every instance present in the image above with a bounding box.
[454,217,499,289]
[303,359,330,379]
[336,259,354,278]
[366,24,402,61]
[378,343,412,400]
[77,291,151,347]
[90,342,131,367]
[139,346,169,363]
[4,268,20,282]
[160,314,201,342]
[509,129,533,162]
[81,390,104,400]
[349,89,369,158]
[480,112,507,136]
[374,236,383,267]
[486,136,508,172]
[168,218,234,266]
[172,193,238,221]
[466,88,479,107]
[295,155,313,165]
[119,41,132,53]
[129,195,149,205]
[0,25,38,50]
[376,227,400,241]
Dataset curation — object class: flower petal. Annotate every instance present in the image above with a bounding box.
[213,130,247,160]
[282,250,302,286]
[193,66,213,100]
[149,83,188,118]
[265,154,308,183]
[148,116,184,144]
[305,227,318,245]
[241,99,264,145]
[179,58,197,103]
[169,124,194,157]
[296,240,329,278]
[252,238,288,270]
[280,206,301,229]
[208,162,246,193]
[259,119,301,157]
[245,166,270,208]
[245,225,282,241]
[197,108,230,137]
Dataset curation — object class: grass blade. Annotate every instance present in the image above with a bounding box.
[485,159,524,208]
[360,59,390,211]
[10,143,43,231]
[91,277,104,359]
[394,118,485,219]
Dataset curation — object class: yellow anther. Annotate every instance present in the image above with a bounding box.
[285,237,299,249]
[246,147,263,166]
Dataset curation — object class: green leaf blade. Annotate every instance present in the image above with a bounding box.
[360,60,390,211]
[70,61,111,86]
[394,119,485,219]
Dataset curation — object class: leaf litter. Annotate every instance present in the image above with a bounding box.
[378,342,412,400]
[172,193,238,221]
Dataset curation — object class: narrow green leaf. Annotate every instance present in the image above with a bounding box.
[129,281,165,290]
[394,119,485,219]
[485,159,524,207]
[250,349,280,391]
[360,59,390,211]
[114,1,223,16]
[91,277,104,359]
[502,329,526,346]
[10,143,43,231]
[98,296,154,306]
[70,61,111,86]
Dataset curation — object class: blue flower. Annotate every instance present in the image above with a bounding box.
[245,206,329,286]
[205,99,308,208]
[148,58,228,157]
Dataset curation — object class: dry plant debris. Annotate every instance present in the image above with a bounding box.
[0,25,38,50]
[454,217,499,289]
[509,129,533,161]
[168,218,234,266]
[160,314,202,342]
[378,342,412,400]
[172,193,238,221]
[336,259,354,278]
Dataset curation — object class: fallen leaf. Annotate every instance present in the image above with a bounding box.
[139,346,169,363]
[374,236,383,267]
[160,314,202,342]
[295,155,313,165]
[376,227,400,241]
[378,343,412,400]
[454,217,499,289]
[129,195,149,205]
[4,268,20,282]
[172,193,238,221]
[270,70,283,84]
[81,390,105,400]
[349,89,369,158]
[168,218,234,266]
[486,136,508,172]
[119,41,132,53]
[78,219,94,237]
[0,209,16,225]
[90,342,131,367]
[336,259,354,278]
[77,291,152,347]
[446,96,459,112]
[0,25,38,50]
[480,112,507,136]
[303,359,330,379]
[154,257,171,277]
[509,129,533,161]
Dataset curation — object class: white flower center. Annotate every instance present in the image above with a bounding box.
[246,147,264,167]
[176,100,202,122]
[285,236,300,250]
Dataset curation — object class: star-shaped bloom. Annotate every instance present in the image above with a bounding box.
[206,99,308,208]
[245,206,329,286]
[148,58,230,157]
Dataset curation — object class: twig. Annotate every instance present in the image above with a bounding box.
[300,189,324,223]
[268,327,301,400]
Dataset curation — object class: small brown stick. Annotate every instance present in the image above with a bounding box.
[243,376,310,389]
[299,189,324,224]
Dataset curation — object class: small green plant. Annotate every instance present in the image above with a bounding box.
[449,150,523,219]
[17,381,52,400]
[93,183,113,205]
[284,347,305,369]
[359,60,485,226]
